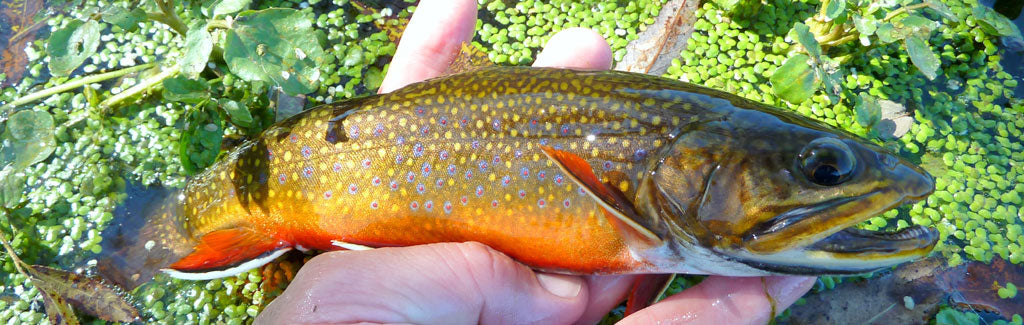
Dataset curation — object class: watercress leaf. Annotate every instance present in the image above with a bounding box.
[790,22,821,60]
[100,6,145,31]
[905,34,940,80]
[219,98,254,128]
[181,22,213,79]
[202,0,253,17]
[162,76,210,103]
[973,6,1017,37]
[0,168,25,208]
[855,93,882,127]
[924,0,957,21]
[0,110,56,170]
[46,20,101,76]
[824,0,845,21]
[771,54,819,104]
[223,8,325,95]
[853,14,876,36]
[899,14,938,34]
[876,23,897,43]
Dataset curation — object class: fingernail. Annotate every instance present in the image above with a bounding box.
[536,273,582,298]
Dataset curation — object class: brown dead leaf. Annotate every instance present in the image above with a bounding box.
[26,265,140,322]
[933,257,1024,317]
[0,0,47,87]
[38,286,81,325]
[614,0,698,75]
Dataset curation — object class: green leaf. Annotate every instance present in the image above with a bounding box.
[771,54,819,104]
[219,98,254,128]
[904,34,940,80]
[934,306,980,325]
[790,22,822,60]
[717,0,743,11]
[924,0,957,21]
[876,23,897,43]
[899,14,938,34]
[46,20,101,76]
[162,76,210,103]
[853,15,876,36]
[364,66,384,91]
[972,6,1017,37]
[101,6,146,31]
[202,0,253,17]
[1,110,56,170]
[823,0,845,21]
[855,93,882,127]
[223,8,326,95]
[181,22,214,79]
[342,46,364,67]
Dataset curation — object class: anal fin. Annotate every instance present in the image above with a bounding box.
[625,274,676,316]
[539,145,662,247]
[164,227,291,280]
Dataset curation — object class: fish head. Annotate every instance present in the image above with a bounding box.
[641,108,937,275]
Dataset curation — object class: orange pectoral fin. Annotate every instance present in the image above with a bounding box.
[625,273,676,316]
[164,227,291,280]
[540,145,662,247]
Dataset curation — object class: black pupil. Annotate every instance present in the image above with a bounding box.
[812,164,842,185]
[799,138,855,186]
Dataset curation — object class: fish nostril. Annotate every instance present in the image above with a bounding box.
[880,154,899,170]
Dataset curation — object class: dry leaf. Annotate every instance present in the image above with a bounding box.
[614,0,698,75]
[27,265,141,323]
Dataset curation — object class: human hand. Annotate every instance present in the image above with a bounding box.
[257,0,816,323]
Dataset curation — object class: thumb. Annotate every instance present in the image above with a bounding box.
[258,242,589,325]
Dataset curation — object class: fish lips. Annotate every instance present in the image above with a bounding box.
[742,190,938,266]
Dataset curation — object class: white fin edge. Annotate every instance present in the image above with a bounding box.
[162,248,291,281]
[331,240,374,250]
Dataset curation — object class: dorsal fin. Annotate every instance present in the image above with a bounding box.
[539,145,662,247]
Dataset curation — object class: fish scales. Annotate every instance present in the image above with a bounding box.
[181,68,718,273]
[101,66,937,292]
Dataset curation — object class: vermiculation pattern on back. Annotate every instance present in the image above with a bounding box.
[180,67,725,270]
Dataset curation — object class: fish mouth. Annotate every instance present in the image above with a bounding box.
[734,192,939,274]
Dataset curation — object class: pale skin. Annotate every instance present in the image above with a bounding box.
[257,0,816,323]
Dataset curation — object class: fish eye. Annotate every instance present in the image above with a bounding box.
[798,138,856,186]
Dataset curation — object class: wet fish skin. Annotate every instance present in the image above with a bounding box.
[103,66,936,287]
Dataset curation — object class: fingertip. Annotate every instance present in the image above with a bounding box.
[533,27,613,70]
[378,0,477,93]
[766,276,816,306]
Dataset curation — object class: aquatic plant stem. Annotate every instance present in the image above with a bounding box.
[1,63,157,111]
[100,65,180,111]
[884,3,932,21]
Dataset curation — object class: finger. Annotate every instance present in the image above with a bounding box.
[619,276,816,325]
[533,27,613,70]
[574,275,636,325]
[257,242,589,325]
[378,0,476,93]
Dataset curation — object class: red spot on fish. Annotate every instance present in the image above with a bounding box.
[518,190,527,198]
[443,201,453,213]
[333,162,344,172]
[410,201,419,210]
[563,198,571,208]
[406,172,416,182]
[361,159,372,168]
[348,184,358,194]
[537,199,546,208]
[390,180,399,191]
[323,190,333,199]
[424,201,434,211]
[460,196,468,205]
[289,134,299,142]
[372,177,382,186]
[436,179,445,188]
[370,201,379,209]
[491,200,499,208]
[475,185,485,197]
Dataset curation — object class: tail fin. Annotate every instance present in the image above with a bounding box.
[97,185,195,290]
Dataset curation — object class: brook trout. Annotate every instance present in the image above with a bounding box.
[101,67,937,299]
